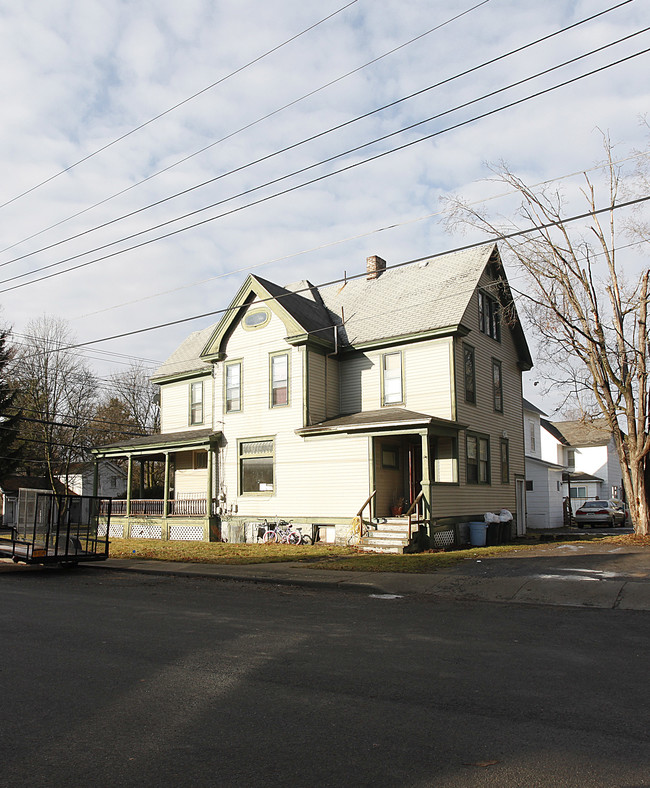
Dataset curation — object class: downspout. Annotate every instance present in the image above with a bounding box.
[325,323,339,421]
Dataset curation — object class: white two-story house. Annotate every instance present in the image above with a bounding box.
[93,243,533,545]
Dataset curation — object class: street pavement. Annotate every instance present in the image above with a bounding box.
[73,538,650,610]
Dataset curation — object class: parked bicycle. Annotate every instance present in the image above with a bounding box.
[258,519,312,545]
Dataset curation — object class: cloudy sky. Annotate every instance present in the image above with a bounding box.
[0,0,648,407]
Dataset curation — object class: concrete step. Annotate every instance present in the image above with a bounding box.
[359,536,409,549]
[357,544,404,554]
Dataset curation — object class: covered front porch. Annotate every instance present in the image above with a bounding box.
[298,408,466,549]
[92,429,222,541]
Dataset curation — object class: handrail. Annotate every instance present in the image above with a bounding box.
[355,490,376,539]
[406,489,425,543]
[355,490,376,518]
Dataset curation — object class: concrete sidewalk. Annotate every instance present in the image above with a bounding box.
[85,541,650,610]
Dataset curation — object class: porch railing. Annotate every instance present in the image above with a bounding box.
[101,498,218,517]
[405,490,425,542]
[355,490,376,539]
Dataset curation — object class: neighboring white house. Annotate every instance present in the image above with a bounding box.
[0,476,71,530]
[523,400,564,529]
[56,461,127,499]
[523,408,625,529]
[550,419,624,510]
[93,244,533,546]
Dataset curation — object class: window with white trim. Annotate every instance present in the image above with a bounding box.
[239,439,274,494]
[190,381,203,425]
[270,352,289,407]
[225,362,242,413]
[382,352,403,405]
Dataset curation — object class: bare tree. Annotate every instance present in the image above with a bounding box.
[109,362,160,434]
[13,316,97,492]
[445,140,650,535]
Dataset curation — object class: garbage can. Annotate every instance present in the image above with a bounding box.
[469,521,487,546]
[486,522,499,546]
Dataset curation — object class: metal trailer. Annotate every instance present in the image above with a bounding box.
[0,490,111,566]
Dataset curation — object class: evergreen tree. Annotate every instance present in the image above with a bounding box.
[0,328,22,479]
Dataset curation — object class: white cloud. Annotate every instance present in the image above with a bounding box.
[0,0,646,377]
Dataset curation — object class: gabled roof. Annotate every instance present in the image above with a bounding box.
[319,245,494,347]
[153,243,533,378]
[523,398,547,416]
[0,476,71,495]
[541,418,570,445]
[551,418,613,448]
[152,325,215,382]
[199,274,334,362]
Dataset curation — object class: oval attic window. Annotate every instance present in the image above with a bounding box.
[243,310,269,328]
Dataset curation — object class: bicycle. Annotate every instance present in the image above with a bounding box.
[259,520,311,545]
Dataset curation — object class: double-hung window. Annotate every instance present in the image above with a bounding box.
[382,352,403,405]
[239,439,274,494]
[466,433,490,484]
[270,352,289,407]
[463,344,476,404]
[492,359,503,412]
[432,435,458,483]
[190,381,204,425]
[500,438,509,484]
[225,362,242,413]
[478,291,501,341]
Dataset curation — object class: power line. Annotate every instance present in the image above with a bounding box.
[1,0,636,272]
[36,192,650,356]
[0,0,359,212]
[0,0,494,257]
[77,150,650,320]
[3,35,648,296]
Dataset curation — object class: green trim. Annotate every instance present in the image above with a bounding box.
[344,324,468,353]
[189,379,204,426]
[237,436,276,496]
[224,359,243,414]
[303,347,309,427]
[269,350,290,409]
[466,431,491,485]
[201,277,305,359]
[380,350,404,407]
[151,368,210,385]
[285,333,334,351]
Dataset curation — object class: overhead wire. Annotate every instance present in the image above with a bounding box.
[2,33,648,296]
[0,0,637,271]
[26,192,650,356]
[0,0,360,212]
[0,0,494,256]
[77,148,650,320]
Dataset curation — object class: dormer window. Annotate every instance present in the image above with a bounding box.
[243,309,270,329]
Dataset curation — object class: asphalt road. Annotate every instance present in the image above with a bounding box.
[1,569,648,788]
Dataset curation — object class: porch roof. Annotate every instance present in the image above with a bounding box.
[295,408,466,436]
[92,428,220,457]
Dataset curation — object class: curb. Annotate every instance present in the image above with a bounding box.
[88,560,389,596]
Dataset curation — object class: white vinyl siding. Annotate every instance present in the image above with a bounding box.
[340,338,454,418]
[160,376,212,433]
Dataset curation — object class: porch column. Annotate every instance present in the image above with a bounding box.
[93,458,99,497]
[126,455,133,517]
[420,429,432,531]
[163,453,170,516]
[206,447,213,517]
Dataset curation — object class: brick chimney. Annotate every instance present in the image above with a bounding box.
[366,254,386,280]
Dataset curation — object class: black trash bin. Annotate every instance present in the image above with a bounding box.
[486,522,499,546]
